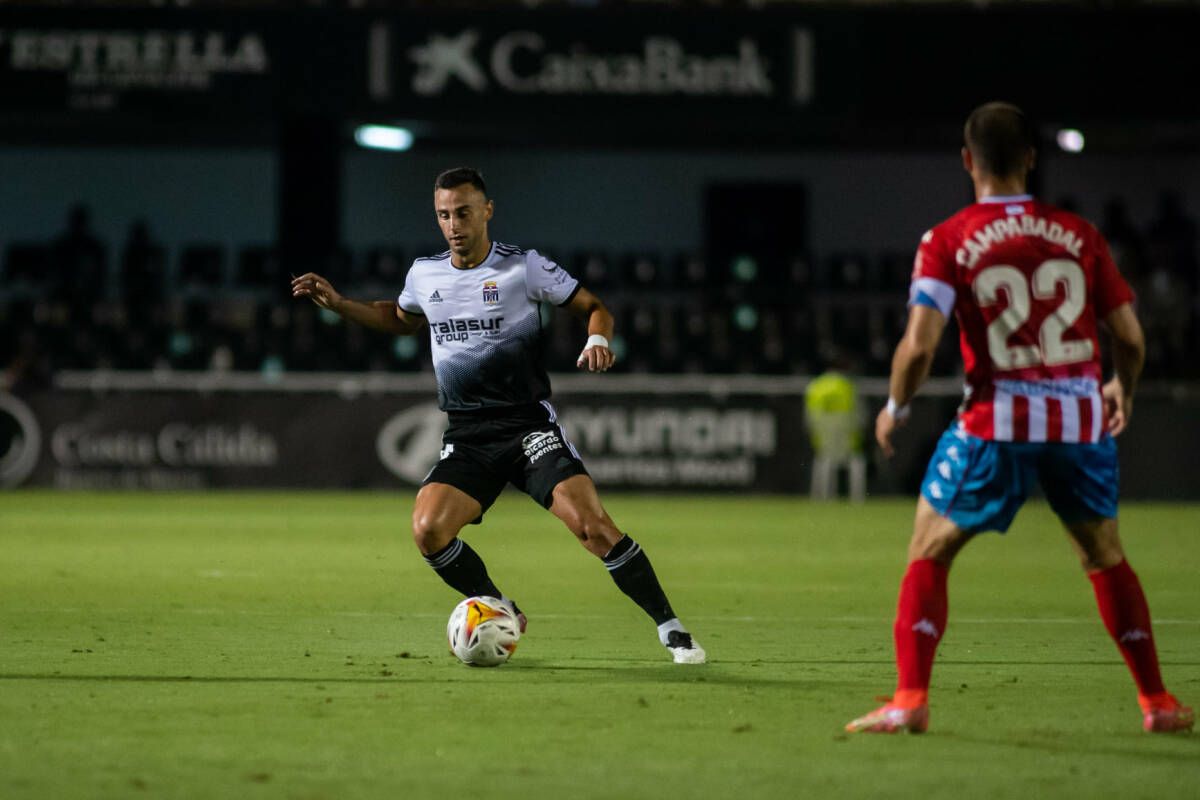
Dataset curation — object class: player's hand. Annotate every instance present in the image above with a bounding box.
[1102,378,1132,436]
[291,272,343,311]
[875,405,904,458]
[576,344,615,373]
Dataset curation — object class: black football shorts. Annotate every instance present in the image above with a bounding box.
[423,401,589,520]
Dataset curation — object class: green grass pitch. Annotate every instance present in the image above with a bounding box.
[2,491,1198,799]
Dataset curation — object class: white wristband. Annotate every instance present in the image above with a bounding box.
[886,397,911,422]
[583,334,609,350]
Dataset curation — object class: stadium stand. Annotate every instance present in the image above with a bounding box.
[2,193,1198,382]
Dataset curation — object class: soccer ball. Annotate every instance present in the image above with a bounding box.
[446,596,521,667]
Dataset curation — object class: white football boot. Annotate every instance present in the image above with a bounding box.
[665,630,706,664]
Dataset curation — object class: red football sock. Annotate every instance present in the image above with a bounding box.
[1088,559,1166,698]
[893,558,949,704]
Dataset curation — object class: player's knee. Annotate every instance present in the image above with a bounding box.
[411,512,455,555]
[1078,539,1125,571]
[1067,519,1124,572]
[909,503,969,564]
[567,514,621,556]
[908,529,964,565]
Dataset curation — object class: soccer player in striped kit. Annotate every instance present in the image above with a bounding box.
[293,167,704,664]
[846,103,1191,733]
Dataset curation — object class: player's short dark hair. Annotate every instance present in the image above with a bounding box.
[964,102,1036,178]
[434,167,488,198]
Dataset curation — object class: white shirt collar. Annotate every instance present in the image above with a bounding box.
[979,194,1033,204]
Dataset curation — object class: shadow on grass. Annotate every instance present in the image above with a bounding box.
[0,673,413,685]
[5,657,1198,688]
[0,664,814,688]
[942,730,1200,763]
[529,657,1200,667]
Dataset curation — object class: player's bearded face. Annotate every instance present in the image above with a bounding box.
[435,186,493,260]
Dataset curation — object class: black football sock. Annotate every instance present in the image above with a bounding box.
[423,538,503,599]
[603,535,677,627]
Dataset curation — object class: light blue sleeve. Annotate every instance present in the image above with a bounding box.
[907,276,956,318]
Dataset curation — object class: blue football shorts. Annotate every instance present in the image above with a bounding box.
[920,424,1119,534]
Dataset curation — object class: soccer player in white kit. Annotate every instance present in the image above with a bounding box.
[292,167,704,664]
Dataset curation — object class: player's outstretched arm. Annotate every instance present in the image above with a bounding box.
[1102,302,1145,436]
[563,286,615,373]
[876,304,947,457]
[290,272,425,336]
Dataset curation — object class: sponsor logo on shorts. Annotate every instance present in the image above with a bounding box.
[522,430,563,464]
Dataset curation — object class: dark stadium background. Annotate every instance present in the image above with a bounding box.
[2,0,1198,497]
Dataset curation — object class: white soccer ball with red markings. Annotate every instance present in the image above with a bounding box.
[447,596,521,667]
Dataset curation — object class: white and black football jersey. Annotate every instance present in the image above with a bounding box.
[397,241,580,411]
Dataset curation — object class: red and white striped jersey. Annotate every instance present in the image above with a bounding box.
[909,195,1134,443]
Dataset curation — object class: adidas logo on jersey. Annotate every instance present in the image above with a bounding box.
[428,290,444,303]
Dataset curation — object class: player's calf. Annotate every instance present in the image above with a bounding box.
[602,535,705,664]
[422,537,505,601]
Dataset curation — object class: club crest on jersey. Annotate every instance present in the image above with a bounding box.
[482,280,500,305]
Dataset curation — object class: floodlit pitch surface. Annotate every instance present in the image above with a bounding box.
[2,492,1197,799]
